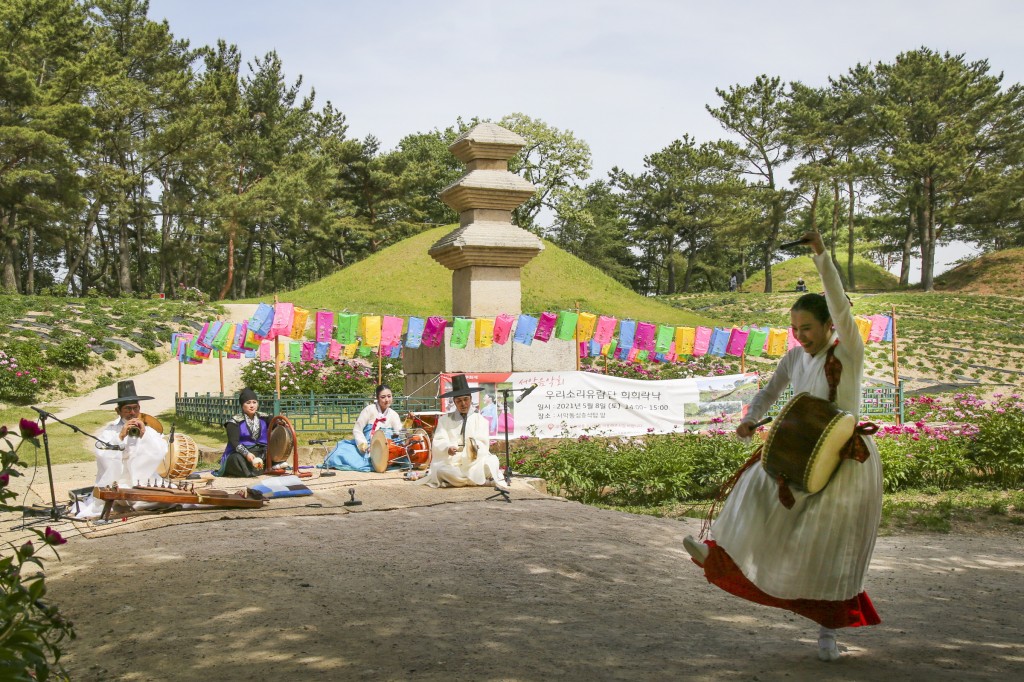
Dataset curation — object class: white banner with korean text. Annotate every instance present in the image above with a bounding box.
[437,371,759,439]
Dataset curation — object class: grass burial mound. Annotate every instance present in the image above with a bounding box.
[740,253,901,293]
[934,247,1024,295]
[250,226,717,327]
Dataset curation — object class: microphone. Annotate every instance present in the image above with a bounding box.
[778,237,811,250]
[97,441,124,451]
[31,405,52,419]
[515,384,539,403]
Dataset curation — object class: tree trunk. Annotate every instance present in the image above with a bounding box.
[919,174,936,292]
[118,218,133,293]
[63,199,101,290]
[900,208,915,287]
[1,208,20,292]
[846,178,856,291]
[829,182,845,285]
[218,220,236,300]
[25,224,35,295]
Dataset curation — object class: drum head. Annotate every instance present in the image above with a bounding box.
[369,430,389,473]
[267,416,295,464]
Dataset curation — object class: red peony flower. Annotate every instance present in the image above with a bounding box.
[43,526,67,546]
[0,424,7,438]
[19,418,44,439]
[0,472,9,487]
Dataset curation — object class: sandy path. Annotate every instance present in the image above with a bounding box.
[46,304,258,419]
[37,500,1024,682]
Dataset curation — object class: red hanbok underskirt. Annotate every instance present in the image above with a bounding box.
[700,540,880,629]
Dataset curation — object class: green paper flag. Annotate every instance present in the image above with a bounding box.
[450,317,473,349]
[554,311,580,341]
[335,313,359,344]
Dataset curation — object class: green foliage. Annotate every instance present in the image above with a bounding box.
[239,359,404,397]
[875,434,973,492]
[968,406,1024,486]
[1,424,76,680]
[516,432,749,506]
[101,349,116,362]
[46,337,91,368]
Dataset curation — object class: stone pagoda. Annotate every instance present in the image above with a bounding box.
[403,122,575,396]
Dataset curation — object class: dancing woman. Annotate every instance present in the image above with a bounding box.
[684,231,883,661]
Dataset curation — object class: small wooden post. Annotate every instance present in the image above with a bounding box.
[378,346,383,385]
[177,358,182,397]
[273,296,281,403]
[574,301,581,372]
[218,351,225,394]
[891,304,900,425]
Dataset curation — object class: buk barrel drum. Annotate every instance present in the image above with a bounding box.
[402,428,431,469]
[760,392,855,494]
[369,429,411,473]
[404,411,442,438]
[158,433,198,480]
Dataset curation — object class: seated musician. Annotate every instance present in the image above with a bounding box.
[74,379,168,518]
[219,388,271,477]
[321,384,404,471]
[420,374,509,492]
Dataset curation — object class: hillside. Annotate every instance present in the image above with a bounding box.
[664,289,1024,396]
[740,254,901,293]
[258,226,718,327]
[933,248,1024,295]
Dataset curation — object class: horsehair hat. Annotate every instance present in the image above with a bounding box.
[439,374,484,399]
[239,387,259,405]
[101,379,154,405]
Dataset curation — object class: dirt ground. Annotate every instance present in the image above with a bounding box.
[17,485,1021,682]
[9,302,1023,681]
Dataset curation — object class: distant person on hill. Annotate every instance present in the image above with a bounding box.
[683,231,882,662]
[75,380,168,518]
[796,277,808,292]
[321,384,404,471]
[729,272,738,292]
[220,388,271,477]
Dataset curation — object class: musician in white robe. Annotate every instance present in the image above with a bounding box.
[75,380,168,518]
[684,231,882,662]
[421,375,509,491]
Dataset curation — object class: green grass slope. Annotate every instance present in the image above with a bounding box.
[260,226,717,326]
[741,254,901,293]
[934,248,1024,295]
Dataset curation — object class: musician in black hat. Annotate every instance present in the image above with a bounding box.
[75,379,168,518]
[219,387,272,477]
[421,374,509,491]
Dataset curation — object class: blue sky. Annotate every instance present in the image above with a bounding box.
[147,0,1024,275]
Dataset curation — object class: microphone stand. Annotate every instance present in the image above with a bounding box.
[487,385,535,503]
[17,407,114,525]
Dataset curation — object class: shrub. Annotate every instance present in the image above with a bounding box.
[968,396,1024,486]
[101,349,117,361]
[516,431,749,505]
[1,421,77,678]
[239,358,404,397]
[46,336,91,368]
[0,345,57,404]
[142,349,162,366]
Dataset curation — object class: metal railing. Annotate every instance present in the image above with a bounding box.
[174,392,438,433]
[766,381,904,423]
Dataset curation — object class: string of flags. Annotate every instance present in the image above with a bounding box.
[170,302,896,366]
